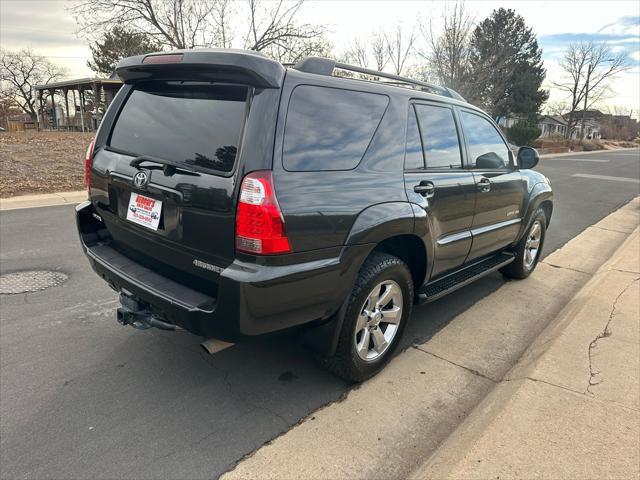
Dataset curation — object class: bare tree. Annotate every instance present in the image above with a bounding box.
[343,39,369,67]
[371,33,388,71]
[554,41,630,138]
[245,0,326,56]
[72,0,328,62]
[0,49,67,120]
[263,32,332,64]
[385,24,415,75]
[418,2,473,93]
[602,104,634,117]
[212,0,234,49]
[245,0,329,62]
[544,100,570,116]
[72,0,222,49]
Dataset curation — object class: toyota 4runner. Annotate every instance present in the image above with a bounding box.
[76,49,553,382]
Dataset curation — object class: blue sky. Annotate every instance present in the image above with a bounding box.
[539,16,640,67]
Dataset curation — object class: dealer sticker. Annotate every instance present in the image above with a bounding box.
[126,193,162,230]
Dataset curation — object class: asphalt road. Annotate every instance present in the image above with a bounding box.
[1,149,639,479]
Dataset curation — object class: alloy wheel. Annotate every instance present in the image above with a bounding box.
[524,220,542,270]
[354,280,403,362]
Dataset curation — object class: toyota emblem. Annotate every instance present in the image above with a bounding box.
[133,171,149,188]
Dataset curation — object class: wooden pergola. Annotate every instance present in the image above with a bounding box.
[33,77,123,132]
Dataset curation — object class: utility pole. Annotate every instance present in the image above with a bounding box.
[580,63,593,141]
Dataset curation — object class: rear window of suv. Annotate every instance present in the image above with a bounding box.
[283,85,389,171]
[109,82,249,173]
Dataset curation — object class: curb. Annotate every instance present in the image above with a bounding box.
[0,191,86,211]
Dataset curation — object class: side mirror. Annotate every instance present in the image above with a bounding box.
[517,146,539,169]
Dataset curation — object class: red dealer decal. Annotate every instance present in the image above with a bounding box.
[126,193,163,231]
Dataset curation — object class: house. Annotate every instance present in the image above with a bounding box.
[576,120,601,140]
[538,115,568,138]
[496,116,522,129]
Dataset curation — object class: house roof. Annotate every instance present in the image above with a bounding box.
[33,77,122,91]
[540,115,567,126]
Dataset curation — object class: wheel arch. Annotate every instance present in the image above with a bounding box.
[372,234,428,290]
[303,203,429,358]
[344,201,428,289]
[516,182,553,244]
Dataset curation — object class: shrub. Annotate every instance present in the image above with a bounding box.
[506,122,542,147]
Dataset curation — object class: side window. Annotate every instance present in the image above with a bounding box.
[414,104,462,169]
[283,85,389,171]
[460,111,511,169]
[405,106,424,170]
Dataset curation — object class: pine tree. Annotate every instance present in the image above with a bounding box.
[88,27,162,77]
[467,8,548,122]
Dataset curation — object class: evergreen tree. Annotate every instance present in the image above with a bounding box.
[467,8,548,121]
[88,27,162,77]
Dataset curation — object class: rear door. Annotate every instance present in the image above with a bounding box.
[90,81,250,281]
[404,102,476,279]
[458,109,527,260]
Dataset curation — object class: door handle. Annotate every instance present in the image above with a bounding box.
[414,182,435,198]
[477,178,491,193]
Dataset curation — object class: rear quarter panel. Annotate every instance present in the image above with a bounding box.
[272,70,409,253]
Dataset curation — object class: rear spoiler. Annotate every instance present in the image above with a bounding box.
[116,49,285,89]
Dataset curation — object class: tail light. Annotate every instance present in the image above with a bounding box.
[236,171,291,255]
[85,139,95,193]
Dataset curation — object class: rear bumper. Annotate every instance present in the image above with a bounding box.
[76,201,367,340]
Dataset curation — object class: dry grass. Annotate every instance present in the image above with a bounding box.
[0,131,94,197]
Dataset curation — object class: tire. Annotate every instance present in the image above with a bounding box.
[320,251,413,383]
[501,209,547,279]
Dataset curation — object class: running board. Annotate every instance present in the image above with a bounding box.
[417,252,515,304]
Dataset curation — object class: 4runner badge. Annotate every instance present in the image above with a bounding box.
[193,259,223,274]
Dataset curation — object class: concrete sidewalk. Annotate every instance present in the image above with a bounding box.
[0,190,86,211]
[413,228,640,480]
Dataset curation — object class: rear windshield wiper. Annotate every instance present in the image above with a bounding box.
[130,155,201,177]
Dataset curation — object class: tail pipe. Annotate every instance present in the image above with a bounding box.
[200,338,234,355]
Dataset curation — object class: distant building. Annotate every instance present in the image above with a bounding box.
[33,77,123,132]
[570,109,606,123]
[537,115,568,138]
[576,120,601,140]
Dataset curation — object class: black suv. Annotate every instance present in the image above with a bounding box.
[77,49,552,382]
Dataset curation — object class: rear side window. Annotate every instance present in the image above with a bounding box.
[414,104,462,169]
[109,82,248,173]
[283,85,388,171]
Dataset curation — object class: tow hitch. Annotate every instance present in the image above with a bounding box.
[116,293,177,331]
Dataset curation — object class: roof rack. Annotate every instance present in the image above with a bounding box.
[292,57,465,102]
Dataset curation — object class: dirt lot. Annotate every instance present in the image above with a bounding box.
[0,131,94,197]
